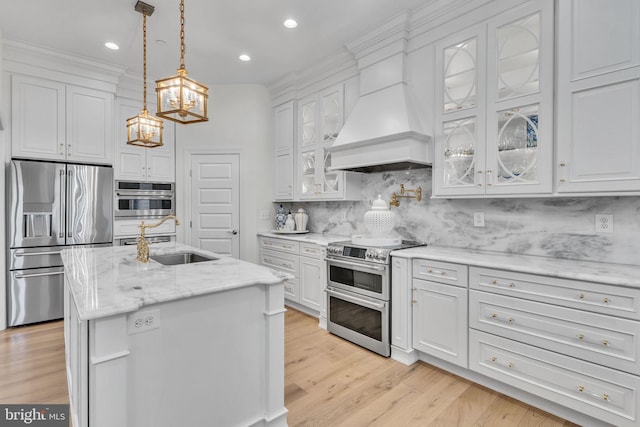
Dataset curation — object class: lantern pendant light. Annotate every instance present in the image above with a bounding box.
[127,1,164,148]
[155,0,208,124]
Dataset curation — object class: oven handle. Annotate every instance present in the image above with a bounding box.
[116,193,174,199]
[325,287,385,310]
[324,258,386,272]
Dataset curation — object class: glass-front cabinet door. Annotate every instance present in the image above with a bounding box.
[435,26,487,196]
[298,84,357,199]
[434,0,552,197]
[486,6,552,195]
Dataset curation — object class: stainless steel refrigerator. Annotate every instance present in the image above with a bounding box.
[7,160,113,326]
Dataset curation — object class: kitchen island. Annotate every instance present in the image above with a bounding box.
[61,242,290,427]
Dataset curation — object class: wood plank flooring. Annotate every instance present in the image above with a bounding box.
[0,309,579,426]
[284,308,579,427]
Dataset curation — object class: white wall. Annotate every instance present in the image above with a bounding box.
[174,84,274,263]
[0,29,6,330]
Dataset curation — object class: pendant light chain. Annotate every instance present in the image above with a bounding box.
[143,13,148,110]
[179,0,185,70]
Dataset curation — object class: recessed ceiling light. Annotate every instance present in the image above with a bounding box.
[104,42,119,50]
[283,18,298,29]
[239,54,251,62]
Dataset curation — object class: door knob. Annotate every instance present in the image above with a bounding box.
[228,229,238,235]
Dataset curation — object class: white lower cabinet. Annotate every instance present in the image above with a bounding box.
[258,236,326,317]
[468,266,640,427]
[470,330,640,427]
[393,253,640,426]
[412,258,468,368]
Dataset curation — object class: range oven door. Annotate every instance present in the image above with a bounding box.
[326,257,389,300]
[326,286,390,357]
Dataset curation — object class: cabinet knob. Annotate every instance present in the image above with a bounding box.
[578,293,585,299]
[603,393,610,401]
[603,297,610,304]
[67,144,72,156]
[559,161,566,167]
[602,339,609,346]
[578,385,584,392]
[491,356,497,362]
[577,334,584,340]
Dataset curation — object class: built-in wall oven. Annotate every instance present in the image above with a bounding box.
[115,181,174,218]
[325,240,426,357]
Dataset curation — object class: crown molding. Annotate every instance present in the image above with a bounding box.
[3,39,126,92]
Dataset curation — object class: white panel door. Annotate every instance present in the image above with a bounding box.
[190,154,240,258]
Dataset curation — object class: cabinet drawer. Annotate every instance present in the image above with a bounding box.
[284,277,299,303]
[470,267,640,320]
[412,259,468,287]
[114,219,175,237]
[259,237,299,255]
[300,242,323,259]
[470,330,640,427]
[260,248,299,277]
[470,290,640,375]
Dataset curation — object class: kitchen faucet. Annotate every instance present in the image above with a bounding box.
[137,214,180,262]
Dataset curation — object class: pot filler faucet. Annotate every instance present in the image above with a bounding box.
[137,214,180,262]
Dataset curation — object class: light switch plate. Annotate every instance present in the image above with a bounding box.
[473,212,485,227]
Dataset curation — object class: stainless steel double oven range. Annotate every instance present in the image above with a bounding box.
[325,240,426,356]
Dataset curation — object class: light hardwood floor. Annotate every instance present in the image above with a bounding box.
[0,309,579,426]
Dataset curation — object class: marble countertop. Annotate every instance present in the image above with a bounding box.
[62,242,292,321]
[257,231,347,246]
[391,245,640,288]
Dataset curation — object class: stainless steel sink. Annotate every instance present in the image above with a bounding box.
[150,252,217,266]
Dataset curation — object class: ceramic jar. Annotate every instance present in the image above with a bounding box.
[284,213,296,231]
[294,208,309,231]
[364,195,396,236]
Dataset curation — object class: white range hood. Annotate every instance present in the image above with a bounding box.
[328,13,432,173]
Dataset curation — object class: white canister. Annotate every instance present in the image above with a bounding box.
[294,208,309,231]
[364,195,396,236]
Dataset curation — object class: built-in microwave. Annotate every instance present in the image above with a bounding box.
[114,181,175,218]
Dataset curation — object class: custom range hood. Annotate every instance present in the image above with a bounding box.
[328,12,432,173]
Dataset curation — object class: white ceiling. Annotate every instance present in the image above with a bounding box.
[0,0,432,87]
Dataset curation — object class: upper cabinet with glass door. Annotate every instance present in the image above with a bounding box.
[298,85,362,201]
[433,0,553,197]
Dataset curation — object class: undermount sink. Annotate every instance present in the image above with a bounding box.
[150,252,217,266]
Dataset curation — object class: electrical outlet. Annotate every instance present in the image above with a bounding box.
[128,309,160,334]
[473,212,485,227]
[340,210,348,222]
[259,210,270,220]
[595,214,614,233]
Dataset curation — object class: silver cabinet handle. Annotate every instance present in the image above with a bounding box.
[14,271,64,279]
[227,229,239,235]
[16,251,62,257]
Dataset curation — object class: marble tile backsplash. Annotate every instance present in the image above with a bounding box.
[276,169,640,265]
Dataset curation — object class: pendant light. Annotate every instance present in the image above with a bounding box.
[127,1,164,148]
[155,0,208,124]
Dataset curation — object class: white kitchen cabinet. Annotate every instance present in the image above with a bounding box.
[433,0,553,197]
[11,74,114,164]
[299,243,325,314]
[412,259,468,368]
[556,0,640,194]
[298,85,362,200]
[258,236,327,318]
[114,97,175,182]
[273,101,295,200]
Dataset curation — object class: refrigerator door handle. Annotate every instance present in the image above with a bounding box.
[15,251,62,257]
[14,271,65,279]
[59,169,65,238]
[67,169,73,239]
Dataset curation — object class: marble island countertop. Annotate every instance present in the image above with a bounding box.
[62,242,293,321]
[392,245,640,288]
[257,231,347,246]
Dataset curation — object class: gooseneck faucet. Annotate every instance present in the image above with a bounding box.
[137,214,180,262]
